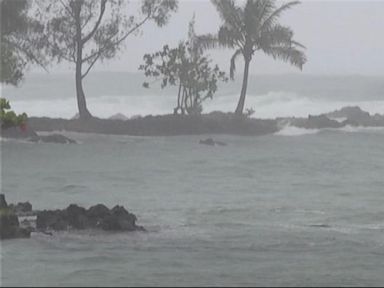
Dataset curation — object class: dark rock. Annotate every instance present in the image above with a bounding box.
[31,134,76,144]
[0,194,31,239]
[36,203,144,233]
[199,138,215,146]
[65,204,88,229]
[27,114,279,137]
[101,206,138,231]
[36,210,68,231]
[0,194,8,209]
[199,138,227,146]
[87,204,110,228]
[327,106,370,121]
[291,114,345,129]
[326,106,384,127]
[14,202,32,213]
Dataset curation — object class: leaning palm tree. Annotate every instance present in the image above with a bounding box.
[211,0,307,116]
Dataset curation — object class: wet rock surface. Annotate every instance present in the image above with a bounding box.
[36,203,145,233]
[1,194,145,239]
[1,122,76,143]
[0,195,31,239]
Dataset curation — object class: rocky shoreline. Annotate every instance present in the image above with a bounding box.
[1,106,383,142]
[0,194,145,240]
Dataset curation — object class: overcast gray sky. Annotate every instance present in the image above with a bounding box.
[52,0,384,76]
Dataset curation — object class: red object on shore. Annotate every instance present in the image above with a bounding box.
[20,123,27,132]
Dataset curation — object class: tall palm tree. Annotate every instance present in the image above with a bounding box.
[211,0,307,116]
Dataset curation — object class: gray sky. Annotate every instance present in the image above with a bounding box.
[51,0,384,76]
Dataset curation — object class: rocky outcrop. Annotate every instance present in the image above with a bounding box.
[289,114,347,129]
[326,106,384,127]
[1,122,76,144]
[199,138,227,146]
[8,201,33,216]
[36,203,145,232]
[0,195,31,240]
[30,133,76,144]
[28,114,280,136]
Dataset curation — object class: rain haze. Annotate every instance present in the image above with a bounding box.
[47,0,384,76]
[1,0,384,287]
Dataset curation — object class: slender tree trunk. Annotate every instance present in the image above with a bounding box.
[74,4,92,120]
[235,58,251,116]
[174,82,182,115]
[75,56,92,119]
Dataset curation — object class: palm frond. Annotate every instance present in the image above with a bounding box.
[195,34,221,52]
[261,1,301,31]
[264,45,307,70]
[211,0,244,41]
[259,24,293,48]
[218,25,243,48]
[244,0,275,35]
[229,49,242,80]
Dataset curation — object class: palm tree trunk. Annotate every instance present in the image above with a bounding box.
[235,58,251,116]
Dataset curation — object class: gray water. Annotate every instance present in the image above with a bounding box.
[1,129,384,286]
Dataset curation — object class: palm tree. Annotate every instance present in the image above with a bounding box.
[211,0,307,116]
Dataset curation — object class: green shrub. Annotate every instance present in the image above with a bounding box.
[0,98,28,128]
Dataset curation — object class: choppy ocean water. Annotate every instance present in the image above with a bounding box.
[1,128,384,286]
[1,72,384,119]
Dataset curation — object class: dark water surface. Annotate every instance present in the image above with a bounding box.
[1,129,384,286]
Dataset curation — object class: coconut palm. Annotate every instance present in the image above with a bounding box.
[211,0,307,115]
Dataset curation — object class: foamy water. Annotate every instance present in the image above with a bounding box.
[1,72,383,119]
[275,125,384,137]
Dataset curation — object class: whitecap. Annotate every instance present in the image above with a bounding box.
[274,125,320,136]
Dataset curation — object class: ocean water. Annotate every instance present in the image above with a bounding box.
[1,72,384,119]
[1,128,384,286]
[1,73,384,286]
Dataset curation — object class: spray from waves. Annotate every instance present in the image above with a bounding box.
[274,126,320,136]
[205,91,384,119]
[6,90,384,120]
[275,125,384,137]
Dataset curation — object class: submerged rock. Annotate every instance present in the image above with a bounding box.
[30,133,76,144]
[199,138,227,146]
[1,123,76,144]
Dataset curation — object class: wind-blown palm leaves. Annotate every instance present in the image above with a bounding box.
[211,0,307,115]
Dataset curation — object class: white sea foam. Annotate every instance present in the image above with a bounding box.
[3,73,384,119]
[339,125,384,134]
[275,126,320,136]
[275,124,384,137]
[8,91,383,120]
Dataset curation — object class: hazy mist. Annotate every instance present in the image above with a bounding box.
[36,0,384,76]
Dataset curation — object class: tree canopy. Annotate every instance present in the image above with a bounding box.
[35,0,178,119]
[140,17,227,115]
[210,0,306,115]
[0,0,47,85]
